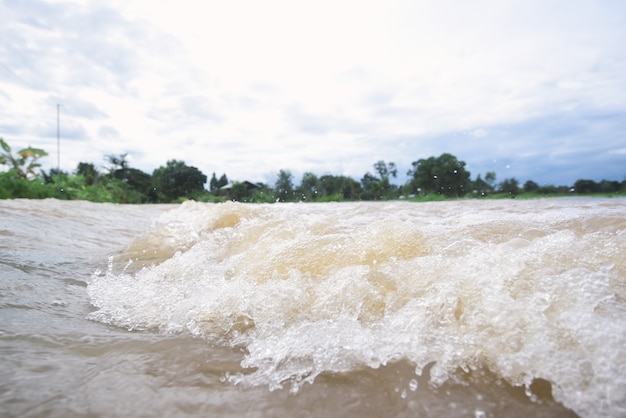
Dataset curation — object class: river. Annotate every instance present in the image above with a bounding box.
[1,198,625,417]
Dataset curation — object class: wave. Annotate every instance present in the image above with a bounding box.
[87,199,626,418]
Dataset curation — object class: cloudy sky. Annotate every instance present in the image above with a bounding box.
[1,0,625,187]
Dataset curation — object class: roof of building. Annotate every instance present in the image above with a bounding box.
[220,181,260,190]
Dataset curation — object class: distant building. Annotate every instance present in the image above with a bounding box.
[220,181,260,199]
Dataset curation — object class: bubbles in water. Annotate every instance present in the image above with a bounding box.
[598,261,615,272]
[85,199,626,418]
[524,386,538,403]
[578,360,594,385]
[474,409,486,418]
[220,371,230,383]
[122,258,133,273]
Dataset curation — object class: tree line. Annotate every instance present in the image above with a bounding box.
[1,137,624,203]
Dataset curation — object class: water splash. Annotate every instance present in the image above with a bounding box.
[87,200,626,418]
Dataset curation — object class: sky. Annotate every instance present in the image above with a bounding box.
[1,0,625,187]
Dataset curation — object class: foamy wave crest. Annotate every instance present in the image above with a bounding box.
[87,199,626,418]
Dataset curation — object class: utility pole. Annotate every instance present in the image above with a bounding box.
[57,104,61,193]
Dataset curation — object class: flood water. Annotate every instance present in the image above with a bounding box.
[1,198,625,417]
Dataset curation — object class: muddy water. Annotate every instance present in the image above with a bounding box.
[2,198,625,417]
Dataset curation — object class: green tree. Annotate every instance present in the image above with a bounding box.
[574,179,598,194]
[499,178,519,195]
[472,174,494,196]
[249,182,275,203]
[298,172,319,201]
[485,171,496,189]
[104,153,130,178]
[373,160,397,179]
[122,168,152,200]
[407,153,471,197]
[360,172,383,200]
[599,179,620,193]
[228,182,250,202]
[152,160,207,202]
[210,172,218,193]
[523,180,539,193]
[274,169,294,202]
[76,162,99,186]
[0,137,48,179]
[101,154,153,202]
[317,174,361,200]
[362,160,398,200]
[41,168,68,185]
[218,174,228,189]
[210,172,229,195]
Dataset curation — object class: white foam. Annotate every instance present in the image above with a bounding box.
[87,199,626,418]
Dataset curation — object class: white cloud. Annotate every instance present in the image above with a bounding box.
[470,129,488,138]
[0,0,625,185]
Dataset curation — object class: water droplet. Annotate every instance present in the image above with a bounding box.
[409,379,418,391]
[474,409,486,418]
[600,262,615,272]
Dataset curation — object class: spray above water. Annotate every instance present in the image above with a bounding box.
[87,199,626,418]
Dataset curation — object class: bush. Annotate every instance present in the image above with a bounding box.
[0,172,56,199]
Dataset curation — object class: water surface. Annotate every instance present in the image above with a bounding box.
[1,198,625,417]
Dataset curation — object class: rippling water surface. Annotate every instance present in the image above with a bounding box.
[1,198,625,417]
